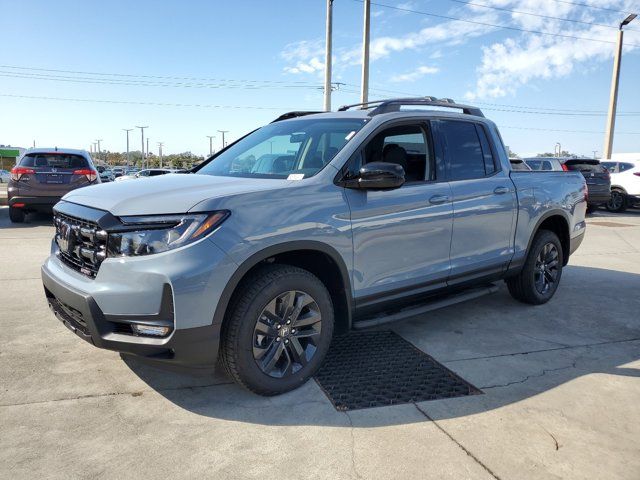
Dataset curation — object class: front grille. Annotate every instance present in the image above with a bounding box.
[54,212,107,277]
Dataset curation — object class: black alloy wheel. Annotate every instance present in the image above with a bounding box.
[252,290,322,378]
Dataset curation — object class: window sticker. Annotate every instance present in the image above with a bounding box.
[345,131,356,141]
[287,173,305,181]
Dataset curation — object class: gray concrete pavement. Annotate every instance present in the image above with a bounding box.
[1,207,639,479]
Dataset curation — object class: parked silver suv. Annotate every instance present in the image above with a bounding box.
[8,148,99,223]
[41,98,587,395]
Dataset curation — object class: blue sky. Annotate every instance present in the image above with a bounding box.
[1,0,639,157]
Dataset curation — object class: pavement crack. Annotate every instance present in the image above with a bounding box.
[444,337,640,363]
[413,403,502,480]
[539,425,560,451]
[343,411,364,480]
[0,381,234,408]
[481,362,576,389]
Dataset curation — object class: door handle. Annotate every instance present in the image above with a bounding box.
[494,186,510,195]
[429,194,450,205]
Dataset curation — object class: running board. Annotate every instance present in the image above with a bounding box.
[352,284,499,330]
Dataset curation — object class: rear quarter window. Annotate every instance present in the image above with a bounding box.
[21,154,88,169]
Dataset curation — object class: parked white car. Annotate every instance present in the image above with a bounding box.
[601,158,640,212]
[0,169,10,183]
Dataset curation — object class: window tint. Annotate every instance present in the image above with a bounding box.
[362,124,431,182]
[476,125,497,175]
[619,162,635,172]
[601,162,617,173]
[525,159,554,171]
[20,153,88,169]
[440,121,485,180]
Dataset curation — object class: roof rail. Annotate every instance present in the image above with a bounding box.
[271,111,323,123]
[338,97,483,117]
[369,97,484,117]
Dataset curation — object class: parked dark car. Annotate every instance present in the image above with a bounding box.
[96,165,115,182]
[562,159,610,212]
[8,148,99,223]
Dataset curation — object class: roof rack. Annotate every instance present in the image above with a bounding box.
[271,111,323,123]
[338,97,484,118]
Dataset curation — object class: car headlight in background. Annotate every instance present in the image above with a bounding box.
[107,211,229,257]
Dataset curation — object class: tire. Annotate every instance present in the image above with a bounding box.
[606,189,627,213]
[507,230,563,305]
[220,264,334,396]
[9,207,25,223]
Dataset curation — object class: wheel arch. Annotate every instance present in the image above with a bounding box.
[213,241,353,334]
[527,211,571,266]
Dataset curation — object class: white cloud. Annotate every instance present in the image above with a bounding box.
[391,65,440,82]
[280,39,325,75]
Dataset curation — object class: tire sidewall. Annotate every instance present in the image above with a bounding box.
[231,269,334,393]
[524,231,563,303]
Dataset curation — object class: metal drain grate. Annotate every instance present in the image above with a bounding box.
[314,331,481,411]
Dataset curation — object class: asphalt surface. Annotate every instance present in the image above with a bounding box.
[1,206,639,479]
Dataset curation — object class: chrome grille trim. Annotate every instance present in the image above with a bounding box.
[54,212,108,278]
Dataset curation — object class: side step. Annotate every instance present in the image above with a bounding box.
[352,283,499,330]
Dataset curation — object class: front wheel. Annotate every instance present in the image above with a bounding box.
[220,264,334,396]
[606,189,627,213]
[507,230,563,305]
[9,207,25,223]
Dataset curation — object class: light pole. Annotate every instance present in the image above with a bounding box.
[218,130,229,150]
[603,13,637,159]
[95,139,103,164]
[554,143,561,157]
[123,128,133,170]
[360,0,371,105]
[323,0,334,111]
[157,142,164,168]
[146,138,150,168]
[206,135,215,156]
[136,126,148,169]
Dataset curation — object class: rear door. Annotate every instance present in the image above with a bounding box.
[437,119,517,284]
[17,153,93,197]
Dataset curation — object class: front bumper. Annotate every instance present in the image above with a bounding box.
[42,264,221,366]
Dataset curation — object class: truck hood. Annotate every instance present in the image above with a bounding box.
[62,173,287,216]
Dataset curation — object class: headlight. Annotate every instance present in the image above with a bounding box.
[107,211,229,257]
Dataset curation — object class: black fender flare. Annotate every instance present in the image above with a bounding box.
[212,240,354,329]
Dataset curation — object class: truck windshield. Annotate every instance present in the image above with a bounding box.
[197,118,366,179]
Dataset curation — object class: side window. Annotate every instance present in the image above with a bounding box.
[601,162,617,173]
[619,162,634,172]
[362,124,432,182]
[476,125,497,175]
[440,120,485,181]
[138,170,149,177]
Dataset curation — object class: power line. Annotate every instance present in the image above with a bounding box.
[357,0,640,47]
[548,0,635,15]
[0,64,318,85]
[499,125,640,135]
[447,0,639,32]
[0,71,322,90]
[0,93,295,110]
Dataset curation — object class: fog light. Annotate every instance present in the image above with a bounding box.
[131,324,171,337]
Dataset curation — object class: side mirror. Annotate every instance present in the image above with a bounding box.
[354,161,405,190]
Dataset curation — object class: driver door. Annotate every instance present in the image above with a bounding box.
[343,121,453,309]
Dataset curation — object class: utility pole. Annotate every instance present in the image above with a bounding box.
[136,126,148,169]
[95,139,103,164]
[555,143,561,157]
[360,0,371,105]
[593,150,598,159]
[603,14,637,159]
[217,130,229,150]
[146,138,150,168]
[123,128,133,170]
[206,135,215,156]
[157,142,164,168]
[323,0,334,112]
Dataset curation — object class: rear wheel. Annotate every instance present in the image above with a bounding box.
[507,230,563,305]
[606,189,627,213]
[9,207,25,223]
[220,264,334,396]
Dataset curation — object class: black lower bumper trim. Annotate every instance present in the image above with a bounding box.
[9,195,61,209]
[41,265,220,367]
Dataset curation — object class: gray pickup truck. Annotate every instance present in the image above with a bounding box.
[42,97,587,395]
